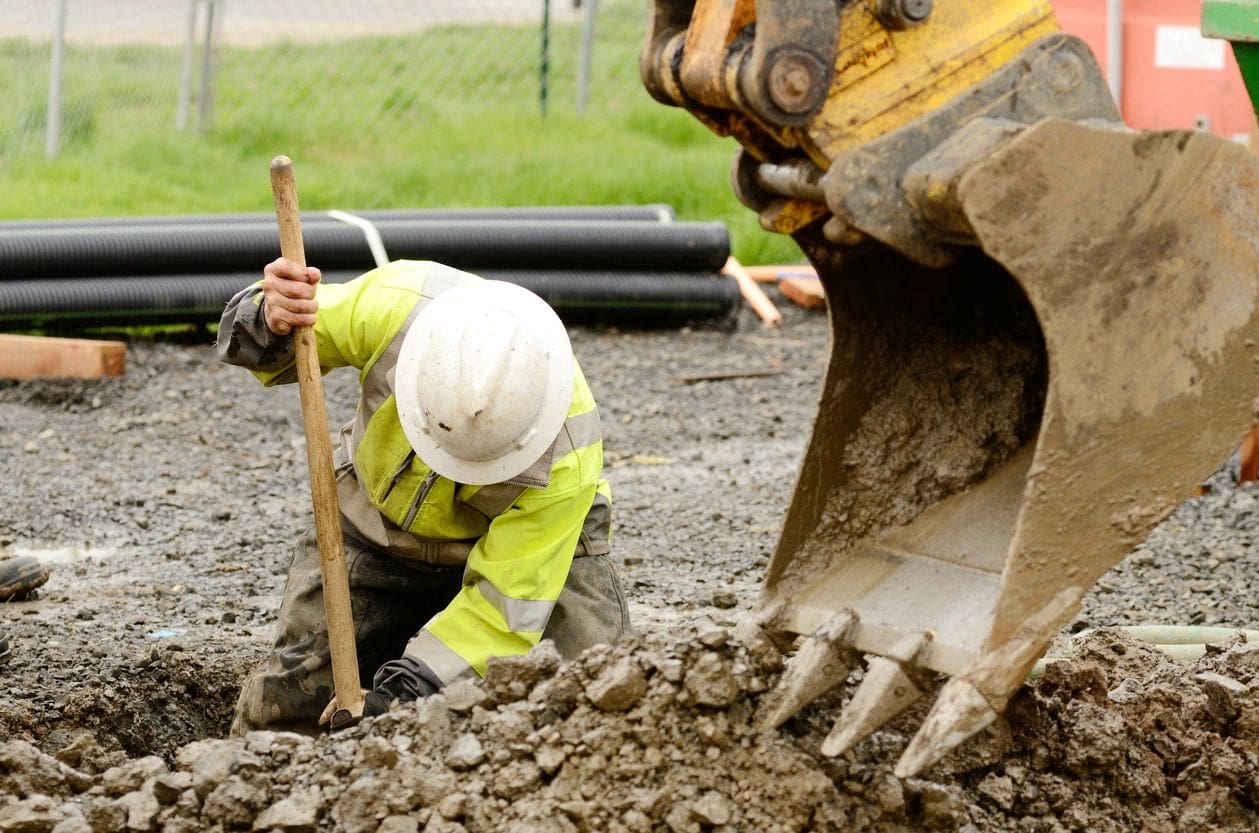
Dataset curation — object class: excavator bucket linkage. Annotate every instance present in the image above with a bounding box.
[643,0,1259,775]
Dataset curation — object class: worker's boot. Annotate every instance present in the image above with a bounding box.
[0,555,50,602]
[0,555,49,665]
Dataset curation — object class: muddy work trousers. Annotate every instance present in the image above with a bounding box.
[232,529,631,735]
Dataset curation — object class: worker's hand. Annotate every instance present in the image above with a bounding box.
[261,256,321,336]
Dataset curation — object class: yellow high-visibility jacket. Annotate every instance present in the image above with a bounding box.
[217,260,611,686]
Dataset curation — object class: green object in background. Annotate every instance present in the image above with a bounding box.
[1203,0,1259,112]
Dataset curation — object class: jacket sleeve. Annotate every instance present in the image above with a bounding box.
[215,284,297,377]
[399,481,600,684]
[216,269,418,383]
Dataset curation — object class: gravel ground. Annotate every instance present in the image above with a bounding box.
[1,296,1258,830]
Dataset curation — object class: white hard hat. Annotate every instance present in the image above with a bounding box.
[394,280,574,485]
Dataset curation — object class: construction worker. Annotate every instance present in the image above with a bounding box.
[218,258,630,733]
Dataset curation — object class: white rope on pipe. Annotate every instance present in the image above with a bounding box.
[326,209,390,269]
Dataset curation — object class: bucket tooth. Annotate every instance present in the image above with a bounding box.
[758,610,858,730]
[892,677,997,779]
[821,656,924,757]
[820,632,933,757]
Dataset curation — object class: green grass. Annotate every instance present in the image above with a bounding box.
[0,7,804,266]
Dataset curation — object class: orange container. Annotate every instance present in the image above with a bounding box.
[1050,0,1256,138]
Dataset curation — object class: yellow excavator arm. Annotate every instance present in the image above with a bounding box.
[643,0,1259,776]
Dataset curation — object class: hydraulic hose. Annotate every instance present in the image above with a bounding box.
[0,204,677,231]
[0,220,729,280]
[0,270,740,328]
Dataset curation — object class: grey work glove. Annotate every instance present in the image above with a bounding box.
[318,656,443,731]
[363,656,443,717]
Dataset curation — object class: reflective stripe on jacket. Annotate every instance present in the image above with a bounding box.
[217,260,611,685]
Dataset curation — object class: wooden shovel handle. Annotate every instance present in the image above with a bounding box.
[269,155,364,721]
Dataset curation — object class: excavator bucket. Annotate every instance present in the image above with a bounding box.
[642,0,1259,775]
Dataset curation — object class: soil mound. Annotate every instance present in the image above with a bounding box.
[2,625,1256,832]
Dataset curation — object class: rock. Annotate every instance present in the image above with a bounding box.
[201,777,266,829]
[483,642,562,703]
[532,676,581,717]
[357,737,399,770]
[507,816,570,833]
[710,590,738,609]
[916,783,967,828]
[1177,785,1252,832]
[870,776,904,813]
[422,820,465,833]
[406,769,457,807]
[412,700,455,750]
[53,735,97,769]
[730,624,775,674]
[683,653,739,707]
[662,803,695,833]
[695,619,729,648]
[657,659,684,683]
[585,659,647,712]
[187,742,262,801]
[977,773,1015,812]
[1228,490,1258,515]
[1194,671,1248,721]
[441,681,488,715]
[50,817,91,833]
[622,810,651,833]
[376,817,418,833]
[0,796,62,833]
[435,793,466,821]
[101,757,166,797]
[81,799,125,833]
[692,716,730,748]
[112,785,160,832]
[490,760,542,800]
[252,791,320,832]
[445,735,486,771]
[243,732,310,757]
[534,744,566,776]
[173,739,221,772]
[1063,703,1131,773]
[0,741,89,798]
[690,792,731,826]
[151,773,191,805]
[1107,678,1144,705]
[331,775,390,833]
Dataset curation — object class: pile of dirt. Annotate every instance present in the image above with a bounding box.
[3,300,1259,830]
[1,624,1256,832]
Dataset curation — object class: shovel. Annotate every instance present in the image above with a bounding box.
[269,155,365,730]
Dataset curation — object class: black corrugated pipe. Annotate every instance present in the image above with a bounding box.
[0,270,740,329]
[0,204,677,231]
[0,220,729,280]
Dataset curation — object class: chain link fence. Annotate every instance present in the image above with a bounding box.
[0,0,649,169]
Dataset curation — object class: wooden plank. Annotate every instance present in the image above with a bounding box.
[0,334,126,380]
[674,368,784,384]
[722,257,783,327]
[742,263,818,283]
[779,276,827,310]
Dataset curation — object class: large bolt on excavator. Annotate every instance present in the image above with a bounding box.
[641,0,1259,776]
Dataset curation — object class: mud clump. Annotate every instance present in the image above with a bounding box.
[1,626,1256,832]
